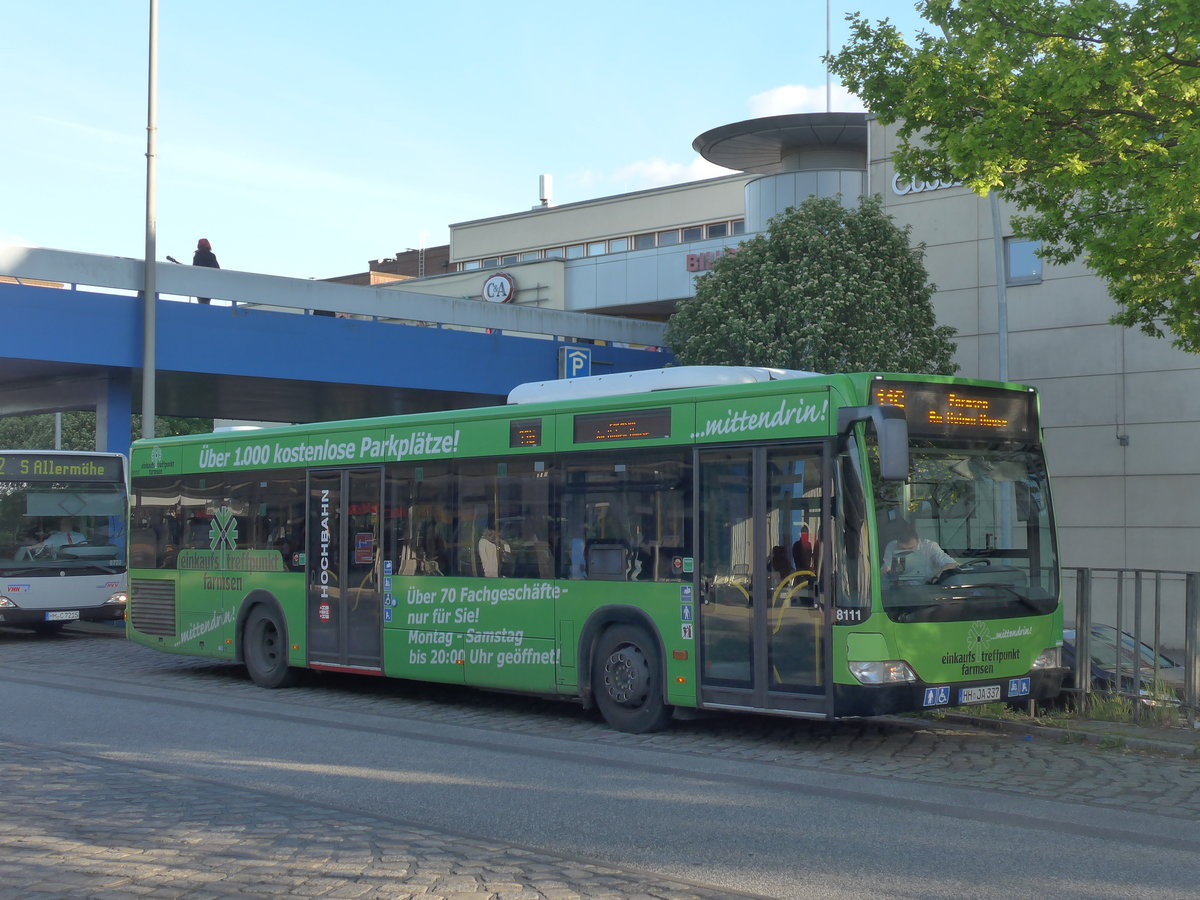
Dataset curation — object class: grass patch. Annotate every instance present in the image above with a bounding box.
[1082,681,1184,728]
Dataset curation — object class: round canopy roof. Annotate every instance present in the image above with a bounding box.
[693,112,869,175]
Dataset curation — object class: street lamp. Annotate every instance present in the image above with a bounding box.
[141,0,158,439]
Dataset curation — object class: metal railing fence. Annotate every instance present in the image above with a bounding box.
[1067,567,1200,727]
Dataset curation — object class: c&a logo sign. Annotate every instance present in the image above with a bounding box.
[481,273,516,303]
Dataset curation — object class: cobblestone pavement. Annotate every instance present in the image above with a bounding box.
[1,740,751,900]
[3,624,1200,898]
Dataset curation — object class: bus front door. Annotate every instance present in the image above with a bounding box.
[698,445,829,716]
[306,468,384,673]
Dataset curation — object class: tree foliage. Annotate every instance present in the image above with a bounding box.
[0,413,214,451]
[664,195,958,375]
[828,0,1200,352]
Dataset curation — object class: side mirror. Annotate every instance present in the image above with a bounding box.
[838,405,909,481]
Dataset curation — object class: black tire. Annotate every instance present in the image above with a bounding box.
[591,623,673,733]
[243,605,300,688]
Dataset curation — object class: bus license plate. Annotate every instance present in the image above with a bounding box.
[45,610,80,622]
[959,685,1001,704]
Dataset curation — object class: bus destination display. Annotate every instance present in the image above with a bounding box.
[573,408,671,443]
[0,453,124,483]
[509,419,543,448]
[871,381,1034,441]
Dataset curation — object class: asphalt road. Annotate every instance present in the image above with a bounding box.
[2,624,1199,899]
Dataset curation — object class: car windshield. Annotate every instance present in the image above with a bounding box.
[1068,626,1178,671]
[0,480,127,575]
[871,440,1059,623]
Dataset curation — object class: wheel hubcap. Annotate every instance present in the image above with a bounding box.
[604,646,648,705]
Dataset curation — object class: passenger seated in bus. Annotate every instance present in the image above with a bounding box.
[881,518,959,584]
[272,537,300,570]
[477,528,511,578]
[183,515,210,548]
[569,537,586,578]
[417,524,447,575]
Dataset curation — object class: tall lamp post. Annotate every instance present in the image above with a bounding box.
[141,0,158,439]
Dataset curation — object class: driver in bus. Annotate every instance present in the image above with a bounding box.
[22,517,87,558]
[881,518,959,584]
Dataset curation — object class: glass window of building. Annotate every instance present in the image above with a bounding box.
[657,229,680,246]
[707,223,728,239]
[544,247,564,259]
[682,226,703,242]
[566,244,585,259]
[520,251,541,262]
[482,258,500,269]
[634,233,656,250]
[462,260,480,271]
[1005,238,1043,285]
[502,255,518,265]
[609,237,629,253]
[732,220,745,235]
[587,241,607,256]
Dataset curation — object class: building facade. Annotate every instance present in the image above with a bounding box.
[365,112,1199,584]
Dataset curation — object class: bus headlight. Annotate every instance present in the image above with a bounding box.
[849,660,917,685]
[106,591,128,606]
[1031,647,1060,669]
[0,596,16,608]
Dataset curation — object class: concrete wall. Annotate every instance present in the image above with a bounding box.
[450,175,752,261]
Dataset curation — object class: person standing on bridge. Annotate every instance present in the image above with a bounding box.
[192,238,219,304]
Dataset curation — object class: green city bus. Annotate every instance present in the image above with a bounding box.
[127,366,1065,732]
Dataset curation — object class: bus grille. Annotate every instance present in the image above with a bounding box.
[130,579,177,636]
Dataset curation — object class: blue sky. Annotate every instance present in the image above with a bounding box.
[2,1,928,280]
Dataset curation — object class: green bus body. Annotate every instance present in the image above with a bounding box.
[127,369,1065,731]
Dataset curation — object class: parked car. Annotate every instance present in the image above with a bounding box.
[1061,623,1185,704]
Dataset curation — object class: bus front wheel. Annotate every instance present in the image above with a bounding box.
[243,606,300,689]
[592,624,673,733]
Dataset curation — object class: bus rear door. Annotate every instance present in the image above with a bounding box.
[307,468,384,673]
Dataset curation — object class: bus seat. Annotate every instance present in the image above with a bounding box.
[587,543,629,581]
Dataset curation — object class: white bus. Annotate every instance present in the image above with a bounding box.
[0,450,128,633]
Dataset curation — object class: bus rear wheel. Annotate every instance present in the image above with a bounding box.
[592,624,673,733]
[243,606,300,688]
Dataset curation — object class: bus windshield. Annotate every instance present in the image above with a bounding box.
[871,440,1058,623]
[0,480,128,576]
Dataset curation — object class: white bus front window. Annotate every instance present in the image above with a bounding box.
[2,483,127,570]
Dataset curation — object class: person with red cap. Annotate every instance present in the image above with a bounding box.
[192,238,219,304]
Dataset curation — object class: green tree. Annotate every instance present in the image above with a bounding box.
[0,412,214,450]
[828,0,1200,352]
[664,195,958,374]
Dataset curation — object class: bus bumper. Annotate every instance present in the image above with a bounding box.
[834,667,1067,717]
[0,600,127,628]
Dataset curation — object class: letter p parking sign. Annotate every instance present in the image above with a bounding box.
[558,346,591,379]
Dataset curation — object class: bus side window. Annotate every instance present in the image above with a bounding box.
[562,451,690,582]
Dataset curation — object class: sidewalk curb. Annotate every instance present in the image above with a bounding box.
[909,712,1200,759]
